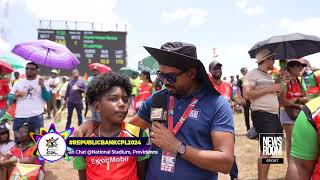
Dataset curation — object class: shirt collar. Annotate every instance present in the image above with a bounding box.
[191,85,208,99]
[175,84,207,100]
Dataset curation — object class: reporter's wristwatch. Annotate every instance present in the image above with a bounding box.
[177,143,187,156]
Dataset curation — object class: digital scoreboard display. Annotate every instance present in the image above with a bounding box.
[37,29,127,75]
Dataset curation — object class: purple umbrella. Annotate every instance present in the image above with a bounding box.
[11,40,80,69]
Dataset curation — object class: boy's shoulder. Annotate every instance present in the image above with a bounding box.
[123,123,143,138]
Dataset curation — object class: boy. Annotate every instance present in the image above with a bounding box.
[73,73,149,180]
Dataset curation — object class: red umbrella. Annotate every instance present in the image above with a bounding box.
[0,59,14,74]
[88,63,112,74]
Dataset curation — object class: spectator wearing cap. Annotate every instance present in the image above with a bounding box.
[209,61,235,106]
[11,72,20,87]
[0,123,45,179]
[243,48,283,179]
[208,61,238,180]
[0,124,15,179]
[0,124,15,156]
[47,69,60,119]
[8,62,50,139]
[279,59,308,163]
[87,66,99,83]
[56,76,68,110]
[75,42,235,180]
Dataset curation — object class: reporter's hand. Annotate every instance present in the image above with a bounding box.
[150,122,181,153]
[273,83,282,93]
[73,120,99,137]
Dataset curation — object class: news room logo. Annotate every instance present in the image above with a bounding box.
[259,133,285,164]
[30,123,74,163]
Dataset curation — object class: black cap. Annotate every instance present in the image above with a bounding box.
[0,124,8,134]
[209,61,222,70]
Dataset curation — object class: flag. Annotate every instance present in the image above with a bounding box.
[0,102,16,123]
[9,163,41,180]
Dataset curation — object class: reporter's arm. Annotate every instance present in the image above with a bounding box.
[127,115,151,130]
[182,131,234,173]
[182,96,234,173]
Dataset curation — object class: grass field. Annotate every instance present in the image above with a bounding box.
[38,111,287,180]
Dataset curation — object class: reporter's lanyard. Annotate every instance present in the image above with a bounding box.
[168,96,198,135]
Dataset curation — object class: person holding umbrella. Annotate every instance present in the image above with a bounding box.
[8,62,51,140]
[279,59,308,164]
[243,48,283,180]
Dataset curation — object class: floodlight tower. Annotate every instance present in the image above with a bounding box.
[213,48,218,61]
[0,0,10,41]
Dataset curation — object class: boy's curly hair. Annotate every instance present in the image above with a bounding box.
[86,72,132,105]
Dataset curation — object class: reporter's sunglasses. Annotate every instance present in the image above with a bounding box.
[156,70,185,84]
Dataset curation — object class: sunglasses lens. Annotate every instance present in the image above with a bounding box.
[165,73,176,83]
[156,71,176,83]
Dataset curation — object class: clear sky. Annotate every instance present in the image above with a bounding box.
[1,0,320,77]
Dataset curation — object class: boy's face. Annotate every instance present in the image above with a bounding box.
[95,86,130,125]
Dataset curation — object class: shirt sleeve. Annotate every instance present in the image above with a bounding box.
[137,130,151,161]
[79,80,86,92]
[243,72,256,87]
[73,157,86,170]
[211,96,234,133]
[65,82,71,100]
[136,94,153,123]
[291,111,318,160]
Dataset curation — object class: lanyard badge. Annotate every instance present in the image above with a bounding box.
[160,96,198,173]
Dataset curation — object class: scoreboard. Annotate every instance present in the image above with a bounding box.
[37,29,127,75]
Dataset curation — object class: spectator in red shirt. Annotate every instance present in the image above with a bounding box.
[208,61,238,180]
[135,71,154,110]
[0,72,10,119]
[208,61,234,104]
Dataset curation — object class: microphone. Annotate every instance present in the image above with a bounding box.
[150,93,167,123]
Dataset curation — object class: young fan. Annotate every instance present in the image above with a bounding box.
[73,73,149,180]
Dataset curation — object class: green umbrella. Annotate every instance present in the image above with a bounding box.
[119,67,140,78]
[0,55,26,69]
[138,56,159,75]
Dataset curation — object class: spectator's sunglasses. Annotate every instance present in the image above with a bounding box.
[26,67,37,71]
[212,66,222,71]
[156,70,185,84]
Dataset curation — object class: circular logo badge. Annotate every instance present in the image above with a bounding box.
[38,133,67,162]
